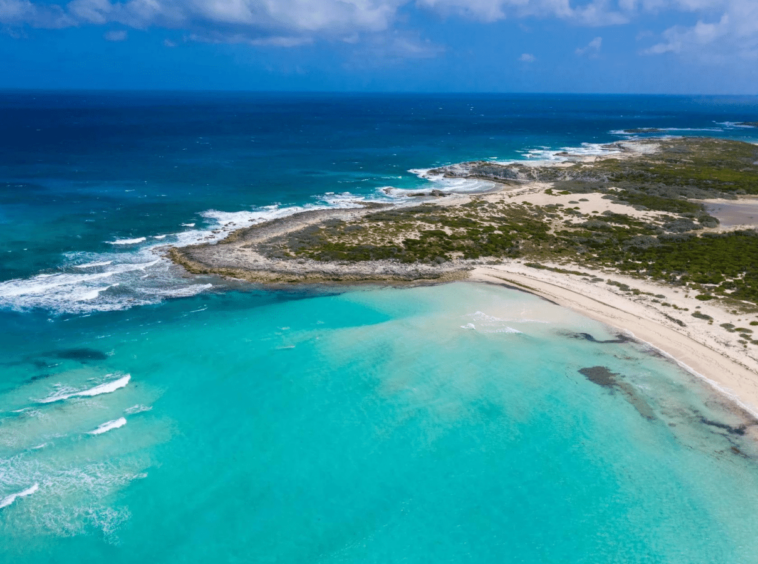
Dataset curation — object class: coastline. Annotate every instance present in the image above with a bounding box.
[165,136,758,423]
[470,263,758,424]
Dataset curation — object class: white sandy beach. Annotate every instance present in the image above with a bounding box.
[471,262,758,421]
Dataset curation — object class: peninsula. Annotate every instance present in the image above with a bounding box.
[170,137,758,415]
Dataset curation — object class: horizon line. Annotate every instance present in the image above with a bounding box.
[1,88,757,97]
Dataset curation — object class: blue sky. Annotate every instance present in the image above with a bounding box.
[1,0,757,93]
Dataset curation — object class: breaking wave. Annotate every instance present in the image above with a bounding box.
[107,237,146,246]
[38,374,131,404]
[88,417,127,435]
[0,483,39,510]
[0,195,369,315]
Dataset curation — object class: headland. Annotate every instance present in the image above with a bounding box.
[169,136,758,415]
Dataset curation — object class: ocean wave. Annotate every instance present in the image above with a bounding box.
[107,237,146,246]
[0,483,39,509]
[462,312,522,334]
[717,121,756,129]
[0,456,143,537]
[399,168,498,195]
[612,127,723,136]
[88,417,127,435]
[73,261,113,269]
[140,283,213,298]
[38,374,131,404]
[512,142,622,164]
[0,193,375,315]
[124,404,152,415]
[0,258,164,313]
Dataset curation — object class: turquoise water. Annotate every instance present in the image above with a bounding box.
[3,93,758,561]
[2,283,758,563]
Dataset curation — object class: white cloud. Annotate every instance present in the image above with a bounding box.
[519,52,536,62]
[576,36,602,55]
[0,0,74,28]
[415,0,628,25]
[0,0,756,64]
[0,0,638,35]
[104,28,127,40]
[63,0,405,34]
[643,1,758,60]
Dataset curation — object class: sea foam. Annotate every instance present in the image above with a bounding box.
[107,237,146,245]
[0,483,39,509]
[88,417,127,435]
[38,374,131,404]
[0,192,373,314]
[74,261,113,269]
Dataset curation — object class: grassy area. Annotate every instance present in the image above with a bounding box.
[290,204,551,264]
[591,138,758,195]
[275,138,758,305]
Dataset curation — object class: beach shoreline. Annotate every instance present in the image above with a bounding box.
[469,264,758,425]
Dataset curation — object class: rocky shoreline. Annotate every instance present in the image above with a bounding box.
[168,205,471,284]
[168,136,758,289]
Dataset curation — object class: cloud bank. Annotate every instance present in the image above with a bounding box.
[1,0,756,62]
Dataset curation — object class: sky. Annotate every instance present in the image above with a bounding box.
[1,0,757,93]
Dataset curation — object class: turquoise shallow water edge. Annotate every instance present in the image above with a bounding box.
[2,282,758,563]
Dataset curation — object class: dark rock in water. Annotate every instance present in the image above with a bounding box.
[569,332,630,344]
[53,348,108,361]
[738,122,758,128]
[430,189,448,197]
[698,416,749,436]
[579,366,618,388]
[30,373,52,382]
[578,366,655,420]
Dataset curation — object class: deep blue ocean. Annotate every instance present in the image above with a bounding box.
[2,92,758,563]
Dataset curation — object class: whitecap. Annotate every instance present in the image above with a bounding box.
[124,404,152,415]
[716,121,756,129]
[0,483,39,509]
[396,168,497,196]
[0,194,371,315]
[38,374,131,404]
[88,417,127,435]
[73,261,113,269]
[75,284,118,301]
[141,283,213,298]
[107,237,146,245]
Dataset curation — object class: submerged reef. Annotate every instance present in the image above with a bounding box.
[578,366,655,420]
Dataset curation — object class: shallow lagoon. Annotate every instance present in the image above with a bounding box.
[2,282,757,563]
